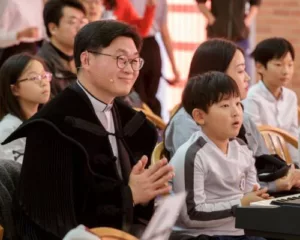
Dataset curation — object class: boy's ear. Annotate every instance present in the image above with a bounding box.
[255,62,265,76]
[192,108,205,126]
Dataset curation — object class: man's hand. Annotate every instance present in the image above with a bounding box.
[17,27,39,41]
[129,156,174,205]
[207,15,216,25]
[241,185,270,206]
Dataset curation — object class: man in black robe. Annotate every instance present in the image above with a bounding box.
[3,20,173,240]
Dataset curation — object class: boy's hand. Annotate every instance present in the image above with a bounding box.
[241,185,270,206]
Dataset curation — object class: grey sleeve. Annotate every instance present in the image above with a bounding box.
[183,152,240,228]
[164,112,200,157]
[245,116,270,156]
[259,181,277,192]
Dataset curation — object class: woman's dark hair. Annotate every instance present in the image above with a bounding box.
[0,53,45,121]
[163,39,243,147]
[182,71,240,116]
[188,38,242,78]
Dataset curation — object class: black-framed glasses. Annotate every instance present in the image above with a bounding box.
[88,51,144,71]
[18,72,53,84]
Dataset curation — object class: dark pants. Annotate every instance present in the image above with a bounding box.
[0,41,41,67]
[133,36,162,116]
[214,236,265,240]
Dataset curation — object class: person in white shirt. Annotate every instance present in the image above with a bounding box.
[0,53,51,163]
[243,37,298,164]
[0,0,45,66]
[170,72,269,240]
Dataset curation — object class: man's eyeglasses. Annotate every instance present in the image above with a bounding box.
[18,72,53,84]
[88,51,144,71]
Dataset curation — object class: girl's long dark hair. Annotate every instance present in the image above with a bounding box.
[0,53,45,121]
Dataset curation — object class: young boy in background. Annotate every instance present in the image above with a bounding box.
[243,37,298,164]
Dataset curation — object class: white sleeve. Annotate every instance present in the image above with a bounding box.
[0,0,20,48]
[245,155,259,193]
[243,98,263,126]
[0,138,25,163]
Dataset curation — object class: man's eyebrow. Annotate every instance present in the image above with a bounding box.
[115,49,139,56]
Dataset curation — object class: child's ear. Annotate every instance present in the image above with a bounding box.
[10,84,20,97]
[255,62,265,77]
[192,108,205,126]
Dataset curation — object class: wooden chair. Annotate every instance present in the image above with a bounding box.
[169,103,180,118]
[134,108,167,130]
[151,142,166,165]
[141,103,153,114]
[0,225,3,240]
[90,227,138,240]
[151,142,171,199]
[257,125,298,164]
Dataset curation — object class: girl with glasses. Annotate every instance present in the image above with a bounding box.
[0,53,51,163]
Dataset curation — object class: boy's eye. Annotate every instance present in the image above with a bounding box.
[221,104,229,108]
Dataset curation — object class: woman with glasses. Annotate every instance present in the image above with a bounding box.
[0,53,51,163]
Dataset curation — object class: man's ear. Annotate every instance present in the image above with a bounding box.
[80,51,90,70]
[48,23,58,37]
[192,108,205,126]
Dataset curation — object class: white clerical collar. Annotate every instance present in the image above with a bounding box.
[77,80,113,113]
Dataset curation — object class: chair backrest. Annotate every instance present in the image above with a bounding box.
[258,125,298,164]
[169,104,180,118]
[133,108,166,130]
[151,142,166,165]
[90,227,138,240]
[0,225,3,240]
[141,103,153,114]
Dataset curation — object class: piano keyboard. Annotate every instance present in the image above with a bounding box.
[251,193,300,208]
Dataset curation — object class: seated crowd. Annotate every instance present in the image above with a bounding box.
[0,0,299,240]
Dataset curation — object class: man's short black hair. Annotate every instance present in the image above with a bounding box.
[74,20,142,69]
[251,37,295,68]
[44,0,86,38]
[182,71,240,115]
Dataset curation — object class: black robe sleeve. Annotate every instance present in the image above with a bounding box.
[10,121,78,238]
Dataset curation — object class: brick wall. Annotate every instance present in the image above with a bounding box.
[256,0,300,100]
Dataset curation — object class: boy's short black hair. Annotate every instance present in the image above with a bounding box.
[251,37,295,68]
[182,71,240,115]
[44,0,86,38]
[74,20,142,69]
